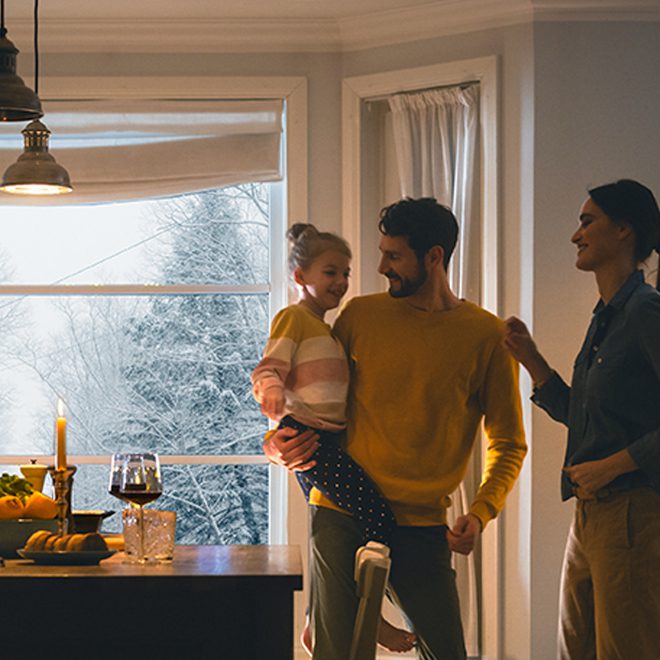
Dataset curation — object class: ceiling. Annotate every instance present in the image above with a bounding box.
[3,0,659,53]
[4,0,658,21]
[7,1,440,21]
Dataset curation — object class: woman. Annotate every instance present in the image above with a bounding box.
[504,179,660,659]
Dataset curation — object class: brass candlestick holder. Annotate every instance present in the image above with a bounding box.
[48,465,77,537]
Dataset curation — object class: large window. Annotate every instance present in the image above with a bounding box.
[0,182,281,543]
[0,75,307,550]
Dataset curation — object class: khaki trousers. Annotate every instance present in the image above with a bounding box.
[558,487,660,660]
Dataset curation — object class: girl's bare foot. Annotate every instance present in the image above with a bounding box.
[378,618,416,653]
[300,622,313,656]
[301,614,414,655]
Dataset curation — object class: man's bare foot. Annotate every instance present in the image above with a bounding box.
[300,622,313,657]
[378,618,416,653]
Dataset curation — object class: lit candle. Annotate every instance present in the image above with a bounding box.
[56,399,67,470]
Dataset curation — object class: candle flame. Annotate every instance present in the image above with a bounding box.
[57,398,65,417]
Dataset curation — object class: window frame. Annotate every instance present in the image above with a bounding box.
[0,75,308,545]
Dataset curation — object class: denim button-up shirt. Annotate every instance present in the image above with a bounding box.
[532,271,660,500]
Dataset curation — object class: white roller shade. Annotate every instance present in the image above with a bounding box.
[0,99,283,205]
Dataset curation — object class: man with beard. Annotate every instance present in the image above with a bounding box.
[263,197,526,659]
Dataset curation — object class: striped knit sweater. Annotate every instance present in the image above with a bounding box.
[252,303,349,431]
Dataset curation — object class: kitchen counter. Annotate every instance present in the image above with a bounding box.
[0,544,303,660]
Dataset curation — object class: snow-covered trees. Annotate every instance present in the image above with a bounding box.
[13,184,273,543]
[112,186,271,542]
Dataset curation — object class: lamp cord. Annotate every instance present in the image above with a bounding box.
[1,0,5,36]
[34,0,39,95]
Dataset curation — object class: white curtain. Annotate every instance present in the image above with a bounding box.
[388,84,480,657]
[0,99,283,205]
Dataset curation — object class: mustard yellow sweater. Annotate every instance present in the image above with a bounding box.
[309,293,526,528]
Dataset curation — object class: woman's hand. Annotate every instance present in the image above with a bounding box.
[262,426,320,472]
[564,449,639,496]
[504,316,553,386]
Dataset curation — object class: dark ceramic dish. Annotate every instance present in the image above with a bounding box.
[71,510,114,533]
[0,519,59,558]
[17,548,116,565]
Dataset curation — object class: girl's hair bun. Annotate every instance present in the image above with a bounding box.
[287,223,319,243]
[286,223,351,274]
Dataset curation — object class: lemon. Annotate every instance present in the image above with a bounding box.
[0,495,25,519]
[22,491,58,519]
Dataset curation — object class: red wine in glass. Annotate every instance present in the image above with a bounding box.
[119,453,163,563]
[120,484,162,507]
[109,453,131,503]
[109,483,130,502]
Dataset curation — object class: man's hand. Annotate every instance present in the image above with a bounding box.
[447,513,482,555]
[564,449,638,497]
[262,426,320,472]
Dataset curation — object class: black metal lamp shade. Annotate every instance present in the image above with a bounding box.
[0,28,43,122]
[1,118,72,194]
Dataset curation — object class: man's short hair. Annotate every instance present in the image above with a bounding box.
[378,197,459,270]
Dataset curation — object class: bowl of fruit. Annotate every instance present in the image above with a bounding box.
[0,473,59,558]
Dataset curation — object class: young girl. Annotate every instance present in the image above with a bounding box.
[253,223,415,654]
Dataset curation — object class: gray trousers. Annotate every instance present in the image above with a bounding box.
[309,506,466,660]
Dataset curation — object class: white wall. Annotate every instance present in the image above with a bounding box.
[530,20,660,658]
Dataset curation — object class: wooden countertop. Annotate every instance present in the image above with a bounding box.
[0,544,303,585]
[1,544,303,659]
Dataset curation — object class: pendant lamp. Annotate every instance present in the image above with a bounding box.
[1,118,71,194]
[0,0,72,194]
[0,0,43,121]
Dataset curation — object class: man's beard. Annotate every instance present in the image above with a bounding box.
[385,266,427,298]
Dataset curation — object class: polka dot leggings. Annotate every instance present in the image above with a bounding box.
[279,415,396,545]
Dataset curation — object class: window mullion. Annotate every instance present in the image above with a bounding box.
[0,284,269,295]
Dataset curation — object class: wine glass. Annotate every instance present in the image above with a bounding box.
[108,453,129,504]
[119,453,162,563]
